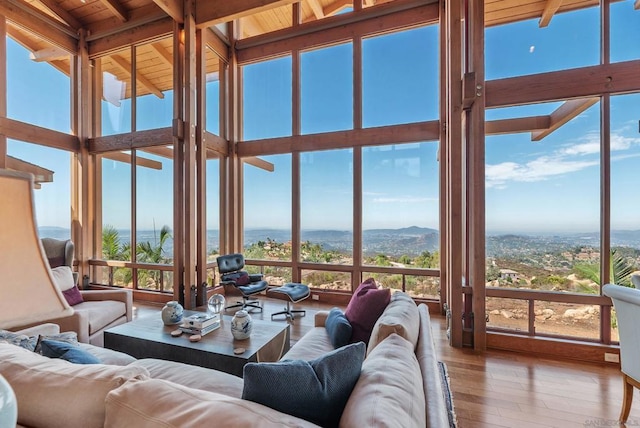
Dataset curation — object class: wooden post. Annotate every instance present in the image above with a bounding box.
[0,17,6,169]
[173,20,185,303]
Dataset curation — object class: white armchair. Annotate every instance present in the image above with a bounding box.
[631,274,640,289]
[603,283,640,423]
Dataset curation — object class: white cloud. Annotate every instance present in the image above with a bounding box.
[486,131,640,189]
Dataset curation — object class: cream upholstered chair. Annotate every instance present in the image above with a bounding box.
[603,284,640,423]
[0,169,132,346]
[631,274,640,289]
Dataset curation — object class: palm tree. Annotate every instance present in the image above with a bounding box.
[102,225,123,260]
[136,225,172,290]
[574,248,635,289]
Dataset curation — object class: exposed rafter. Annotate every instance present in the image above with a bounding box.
[539,0,563,27]
[195,0,298,28]
[307,0,325,19]
[532,97,599,141]
[35,0,82,31]
[240,15,267,38]
[102,151,163,169]
[0,0,77,52]
[6,155,53,184]
[29,46,69,62]
[5,26,69,76]
[151,0,183,23]
[485,116,551,135]
[324,0,353,16]
[149,42,173,68]
[244,156,275,172]
[99,0,128,23]
[110,55,164,99]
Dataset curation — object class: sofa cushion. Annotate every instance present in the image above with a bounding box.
[0,342,149,428]
[34,331,78,354]
[51,266,75,291]
[40,339,101,364]
[79,343,137,365]
[367,291,420,355]
[340,333,426,428]
[62,286,84,306]
[73,300,127,334]
[281,327,335,361]
[130,358,244,398]
[0,329,77,353]
[243,342,365,427]
[325,308,352,349]
[104,378,321,428]
[344,278,390,344]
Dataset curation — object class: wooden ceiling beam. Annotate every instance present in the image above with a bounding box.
[324,0,353,16]
[486,60,640,107]
[6,26,70,76]
[29,45,69,62]
[150,42,173,68]
[363,0,375,6]
[89,127,173,153]
[0,0,77,52]
[140,145,174,159]
[204,131,228,156]
[195,0,299,28]
[243,156,275,172]
[152,0,184,23]
[111,54,164,99]
[532,97,599,141]
[6,155,53,184]
[307,0,325,19]
[539,0,563,27]
[35,0,82,31]
[87,16,173,58]
[99,0,129,23]
[102,151,163,169]
[0,116,80,152]
[485,116,551,135]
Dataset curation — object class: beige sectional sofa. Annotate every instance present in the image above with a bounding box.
[1,292,455,428]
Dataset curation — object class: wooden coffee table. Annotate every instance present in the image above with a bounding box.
[104,310,290,377]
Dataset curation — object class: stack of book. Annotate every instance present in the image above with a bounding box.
[179,313,221,336]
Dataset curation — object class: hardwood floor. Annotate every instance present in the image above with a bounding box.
[133,298,640,428]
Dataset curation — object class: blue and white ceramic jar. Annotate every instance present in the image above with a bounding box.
[230,310,252,340]
[161,301,184,325]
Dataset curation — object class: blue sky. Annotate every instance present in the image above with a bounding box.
[5,2,640,235]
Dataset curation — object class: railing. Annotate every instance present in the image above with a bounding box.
[485,286,614,343]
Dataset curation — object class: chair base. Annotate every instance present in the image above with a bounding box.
[271,301,306,321]
[225,296,263,313]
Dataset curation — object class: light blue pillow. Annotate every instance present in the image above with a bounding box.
[242,342,365,427]
[325,308,352,349]
[40,339,101,364]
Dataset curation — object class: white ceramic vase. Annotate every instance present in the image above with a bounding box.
[161,301,184,325]
[230,310,252,340]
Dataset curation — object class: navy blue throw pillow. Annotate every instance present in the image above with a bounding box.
[242,342,366,427]
[325,308,352,349]
[40,339,101,364]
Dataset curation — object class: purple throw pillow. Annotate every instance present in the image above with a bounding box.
[344,278,390,344]
[62,286,84,306]
[235,272,251,286]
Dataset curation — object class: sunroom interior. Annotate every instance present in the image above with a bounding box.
[1,0,640,372]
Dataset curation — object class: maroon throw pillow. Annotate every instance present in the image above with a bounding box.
[235,272,251,286]
[344,278,390,344]
[62,286,84,306]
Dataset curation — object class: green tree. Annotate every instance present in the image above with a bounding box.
[136,225,172,290]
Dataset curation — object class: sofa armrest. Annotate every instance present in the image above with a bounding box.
[81,289,133,321]
[53,311,91,343]
[14,323,61,336]
[314,310,330,327]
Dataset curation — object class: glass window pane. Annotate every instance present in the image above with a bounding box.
[301,43,353,134]
[206,48,223,136]
[6,34,70,133]
[242,56,292,140]
[485,7,599,80]
[611,0,640,63]
[100,49,132,135]
[135,150,173,266]
[486,101,601,298]
[610,93,640,288]
[244,154,292,260]
[7,140,71,238]
[301,269,351,291]
[362,143,439,266]
[487,297,529,332]
[534,301,600,340]
[135,40,173,131]
[363,26,439,126]
[102,154,131,262]
[301,149,352,263]
[206,158,220,257]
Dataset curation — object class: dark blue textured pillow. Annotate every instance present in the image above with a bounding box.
[325,308,352,349]
[242,342,365,427]
[40,339,101,364]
